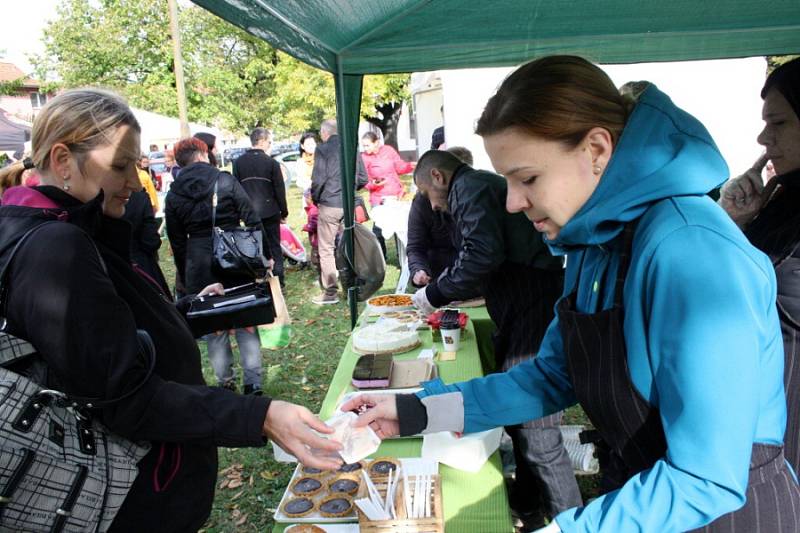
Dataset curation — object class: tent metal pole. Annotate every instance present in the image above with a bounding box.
[333,63,364,329]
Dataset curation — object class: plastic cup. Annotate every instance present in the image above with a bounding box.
[441,327,461,352]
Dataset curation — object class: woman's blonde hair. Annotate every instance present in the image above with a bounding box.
[0,88,140,194]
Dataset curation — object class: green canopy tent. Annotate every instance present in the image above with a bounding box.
[191,0,800,326]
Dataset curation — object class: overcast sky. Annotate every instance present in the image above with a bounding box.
[0,0,61,73]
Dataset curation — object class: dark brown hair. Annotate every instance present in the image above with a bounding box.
[193,132,217,166]
[762,57,800,121]
[173,137,208,167]
[476,55,632,148]
[361,131,379,143]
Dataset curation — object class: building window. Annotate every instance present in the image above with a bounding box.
[30,92,47,109]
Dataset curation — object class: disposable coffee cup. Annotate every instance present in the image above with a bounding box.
[441,326,461,352]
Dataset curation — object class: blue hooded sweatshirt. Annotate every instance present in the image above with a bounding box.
[417,85,788,532]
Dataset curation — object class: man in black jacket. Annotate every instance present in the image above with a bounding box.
[233,128,288,286]
[411,150,582,529]
[406,146,471,288]
[310,118,368,305]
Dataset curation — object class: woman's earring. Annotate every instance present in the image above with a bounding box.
[593,165,602,175]
[62,175,71,191]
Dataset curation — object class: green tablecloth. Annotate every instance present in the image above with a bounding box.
[273,312,513,532]
[463,306,497,374]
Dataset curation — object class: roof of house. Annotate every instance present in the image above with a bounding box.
[0,62,40,89]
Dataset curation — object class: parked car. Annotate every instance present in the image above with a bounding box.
[274,150,301,188]
[221,147,247,167]
[147,151,170,192]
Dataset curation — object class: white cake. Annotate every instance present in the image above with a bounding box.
[352,322,420,354]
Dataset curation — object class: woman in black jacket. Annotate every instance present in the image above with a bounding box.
[0,89,342,533]
[165,137,272,395]
[122,188,171,295]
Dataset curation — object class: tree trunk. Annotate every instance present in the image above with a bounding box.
[365,101,402,149]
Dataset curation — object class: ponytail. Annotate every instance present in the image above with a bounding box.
[0,162,25,196]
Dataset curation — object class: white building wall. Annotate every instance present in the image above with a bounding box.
[434,57,768,179]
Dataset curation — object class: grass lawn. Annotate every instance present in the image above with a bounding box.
[158,182,598,532]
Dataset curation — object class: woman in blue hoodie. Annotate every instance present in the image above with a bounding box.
[344,56,800,532]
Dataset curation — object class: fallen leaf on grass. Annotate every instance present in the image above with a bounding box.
[302,386,312,391]
[305,319,317,326]
[235,513,248,526]
[249,475,254,487]
[218,479,229,489]
[231,490,244,501]
[260,470,279,480]
[228,478,243,489]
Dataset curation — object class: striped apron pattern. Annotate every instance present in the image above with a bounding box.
[557,222,800,531]
[771,240,800,474]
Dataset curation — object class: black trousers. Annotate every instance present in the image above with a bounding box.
[372,223,387,259]
[262,217,284,284]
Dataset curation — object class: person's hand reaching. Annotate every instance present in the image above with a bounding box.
[340,394,401,439]
[263,400,343,470]
[412,286,437,315]
[413,270,431,286]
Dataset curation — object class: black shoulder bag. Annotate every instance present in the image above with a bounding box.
[0,222,155,533]
[211,174,267,278]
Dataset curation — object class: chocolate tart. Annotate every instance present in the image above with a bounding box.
[282,496,316,518]
[290,476,324,496]
[368,457,399,478]
[318,494,354,517]
[328,474,360,495]
[338,461,364,473]
[300,465,327,478]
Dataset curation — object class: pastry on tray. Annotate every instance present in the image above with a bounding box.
[352,322,420,354]
[338,461,364,473]
[352,353,392,388]
[367,294,413,308]
[328,474,360,495]
[368,457,399,478]
[299,465,327,478]
[282,496,316,518]
[290,476,324,496]
[318,494,354,517]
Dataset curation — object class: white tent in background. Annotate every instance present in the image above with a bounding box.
[132,107,226,153]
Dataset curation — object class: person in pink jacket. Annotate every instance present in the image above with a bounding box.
[360,131,415,257]
[361,131,414,206]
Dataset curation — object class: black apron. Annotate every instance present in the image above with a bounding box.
[557,222,800,532]
[771,240,800,475]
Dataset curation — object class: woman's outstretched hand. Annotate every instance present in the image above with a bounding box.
[340,394,401,439]
[263,400,343,470]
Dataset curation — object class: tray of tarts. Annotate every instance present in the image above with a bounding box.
[275,462,366,523]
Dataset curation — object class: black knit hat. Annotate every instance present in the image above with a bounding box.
[762,57,800,121]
